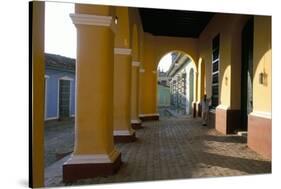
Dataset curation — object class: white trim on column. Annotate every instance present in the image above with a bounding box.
[114,48,132,55]
[216,104,229,110]
[131,119,142,124]
[139,68,145,73]
[132,61,140,67]
[113,129,135,136]
[64,148,120,164]
[70,13,112,27]
[249,111,271,119]
[139,113,160,117]
[152,70,157,74]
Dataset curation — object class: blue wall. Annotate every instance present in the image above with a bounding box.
[45,69,75,120]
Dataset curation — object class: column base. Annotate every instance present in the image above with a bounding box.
[131,119,143,129]
[196,102,202,117]
[248,112,272,159]
[208,109,216,128]
[113,130,137,143]
[215,105,240,134]
[192,103,196,118]
[139,113,159,121]
[63,149,121,183]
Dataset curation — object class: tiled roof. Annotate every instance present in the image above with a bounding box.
[45,53,75,73]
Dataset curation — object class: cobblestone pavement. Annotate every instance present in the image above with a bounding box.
[44,119,74,167]
[45,116,271,187]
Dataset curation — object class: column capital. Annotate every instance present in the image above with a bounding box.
[114,48,132,55]
[132,61,141,67]
[69,13,116,32]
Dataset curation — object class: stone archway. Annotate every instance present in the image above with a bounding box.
[156,50,197,117]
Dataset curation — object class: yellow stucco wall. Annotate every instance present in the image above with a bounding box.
[128,8,143,118]
[199,14,234,108]
[113,54,132,130]
[253,16,272,113]
[139,32,199,114]
[197,58,206,102]
[198,14,260,110]
[140,33,157,114]
[115,7,130,48]
[198,13,271,113]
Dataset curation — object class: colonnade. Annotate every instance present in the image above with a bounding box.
[31,2,272,187]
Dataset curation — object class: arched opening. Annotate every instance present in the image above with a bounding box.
[156,50,196,117]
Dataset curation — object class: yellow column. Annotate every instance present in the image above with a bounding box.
[196,59,205,117]
[113,48,136,142]
[30,1,45,187]
[131,61,143,126]
[63,5,121,182]
[138,69,159,121]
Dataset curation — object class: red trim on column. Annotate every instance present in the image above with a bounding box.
[139,115,159,121]
[131,122,143,129]
[63,153,122,182]
[114,132,137,143]
[248,114,272,160]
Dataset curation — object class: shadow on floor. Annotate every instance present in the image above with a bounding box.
[197,151,271,174]
[203,135,247,144]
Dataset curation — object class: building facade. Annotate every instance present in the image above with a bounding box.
[44,53,76,121]
[157,70,170,107]
[167,52,195,115]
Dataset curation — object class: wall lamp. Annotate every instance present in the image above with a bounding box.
[225,76,228,86]
[259,71,267,85]
[114,16,118,24]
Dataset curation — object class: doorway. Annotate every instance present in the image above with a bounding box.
[58,79,71,120]
[240,17,254,131]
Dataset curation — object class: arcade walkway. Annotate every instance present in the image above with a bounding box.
[45,116,271,187]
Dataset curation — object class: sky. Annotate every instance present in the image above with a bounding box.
[158,53,172,72]
[45,2,76,58]
[45,1,173,70]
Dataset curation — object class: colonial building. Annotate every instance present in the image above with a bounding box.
[167,52,195,115]
[31,2,272,187]
[157,70,169,86]
[44,53,76,121]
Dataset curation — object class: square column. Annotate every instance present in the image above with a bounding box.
[138,69,159,121]
[63,7,121,182]
[113,48,137,142]
[131,61,144,127]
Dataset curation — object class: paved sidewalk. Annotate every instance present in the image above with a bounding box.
[45,116,271,187]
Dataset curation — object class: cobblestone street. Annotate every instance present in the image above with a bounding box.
[44,119,74,167]
[45,115,271,187]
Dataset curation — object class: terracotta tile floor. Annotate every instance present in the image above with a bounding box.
[44,116,271,187]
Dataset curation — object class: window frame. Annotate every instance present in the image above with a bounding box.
[211,34,220,108]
